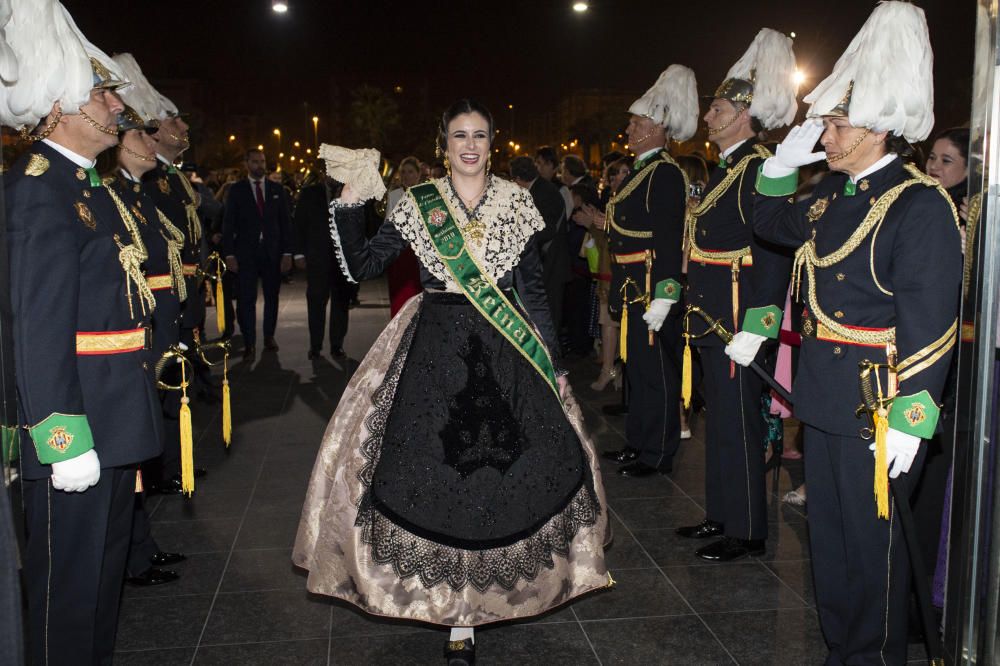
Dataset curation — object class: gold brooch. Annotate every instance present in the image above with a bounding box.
[25,154,49,177]
[47,426,74,452]
[904,402,926,426]
[75,202,96,230]
[806,197,829,223]
[802,318,815,336]
[158,178,171,194]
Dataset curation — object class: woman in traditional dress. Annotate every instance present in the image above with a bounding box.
[293,99,610,665]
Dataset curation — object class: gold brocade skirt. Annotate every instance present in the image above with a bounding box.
[292,294,611,626]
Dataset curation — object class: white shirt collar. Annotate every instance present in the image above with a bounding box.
[636,147,660,162]
[120,168,140,183]
[156,154,174,168]
[852,153,898,183]
[722,139,748,159]
[569,175,583,186]
[42,139,95,169]
[249,176,265,187]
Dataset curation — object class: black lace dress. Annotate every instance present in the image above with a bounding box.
[293,176,610,626]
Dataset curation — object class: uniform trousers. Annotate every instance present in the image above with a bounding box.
[236,245,282,348]
[126,494,159,577]
[699,345,768,540]
[306,258,350,353]
[805,426,925,665]
[23,466,136,666]
[624,303,681,469]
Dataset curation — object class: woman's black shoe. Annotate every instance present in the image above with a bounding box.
[444,638,475,665]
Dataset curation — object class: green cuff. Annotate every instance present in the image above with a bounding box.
[742,305,782,339]
[28,413,94,464]
[755,164,798,197]
[887,390,940,439]
[654,279,681,301]
[1,426,18,465]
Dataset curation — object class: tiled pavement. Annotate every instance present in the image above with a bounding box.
[112,279,932,665]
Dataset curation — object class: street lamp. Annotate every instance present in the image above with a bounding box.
[312,116,319,149]
[272,0,288,13]
[273,128,281,153]
[293,141,300,148]
[572,2,588,12]
[228,135,236,142]
[257,144,264,151]
[793,68,806,87]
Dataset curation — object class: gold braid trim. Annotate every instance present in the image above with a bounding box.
[173,171,203,245]
[157,208,189,301]
[685,145,772,262]
[104,184,156,318]
[963,191,983,298]
[896,319,957,381]
[606,151,686,239]
[898,322,958,383]
[792,164,950,346]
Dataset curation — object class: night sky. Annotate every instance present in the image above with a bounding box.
[64,0,976,152]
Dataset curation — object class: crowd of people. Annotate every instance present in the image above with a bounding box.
[0,0,979,664]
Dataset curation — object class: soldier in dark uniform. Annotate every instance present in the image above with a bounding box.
[3,24,163,662]
[104,106,189,586]
[115,53,206,493]
[727,4,962,662]
[600,65,698,477]
[675,29,797,561]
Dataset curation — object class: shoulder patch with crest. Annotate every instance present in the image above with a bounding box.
[25,154,49,177]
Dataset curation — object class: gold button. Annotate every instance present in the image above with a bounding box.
[836,273,845,281]
[833,346,842,355]
[832,193,838,200]
[869,196,876,206]
[860,179,870,191]
[82,190,91,198]
[142,362,149,370]
[76,169,86,181]
[834,311,844,319]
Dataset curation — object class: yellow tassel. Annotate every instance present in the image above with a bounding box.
[619,304,628,364]
[135,469,144,494]
[180,395,194,496]
[681,340,692,409]
[874,409,889,519]
[215,277,225,334]
[222,355,232,447]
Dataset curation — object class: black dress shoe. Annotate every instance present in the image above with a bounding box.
[150,551,187,566]
[149,477,183,495]
[602,403,628,416]
[676,519,724,539]
[308,349,321,360]
[601,447,639,464]
[444,638,475,665]
[264,336,279,351]
[618,461,671,477]
[330,346,346,358]
[243,345,255,362]
[126,568,180,586]
[695,536,766,562]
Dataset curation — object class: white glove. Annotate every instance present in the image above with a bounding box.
[724,331,767,367]
[769,118,827,173]
[51,449,101,492]
[642,299,674,332]
[869,429,920,479]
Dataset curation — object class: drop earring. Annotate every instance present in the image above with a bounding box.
[444,153,452,177]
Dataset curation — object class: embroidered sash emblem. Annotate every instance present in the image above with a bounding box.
[428,207,447,227]
[761,312,776,330]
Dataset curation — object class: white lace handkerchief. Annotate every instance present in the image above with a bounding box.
[319,145,387,202]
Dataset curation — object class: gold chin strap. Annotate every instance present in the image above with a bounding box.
[826,127,871,163]
[121,142,156,162]
[707,112,740,137]
[78,109,118,136]
[20,110,63,143]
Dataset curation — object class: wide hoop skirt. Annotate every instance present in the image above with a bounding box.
[293,291,611,626]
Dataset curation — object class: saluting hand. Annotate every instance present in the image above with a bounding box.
[772,118,827,170]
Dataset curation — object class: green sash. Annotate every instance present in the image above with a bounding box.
[409,182,560,398]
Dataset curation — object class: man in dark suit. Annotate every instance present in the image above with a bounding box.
[511,156,568,339]
[294,176,351,359]
[222,149,293,361]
